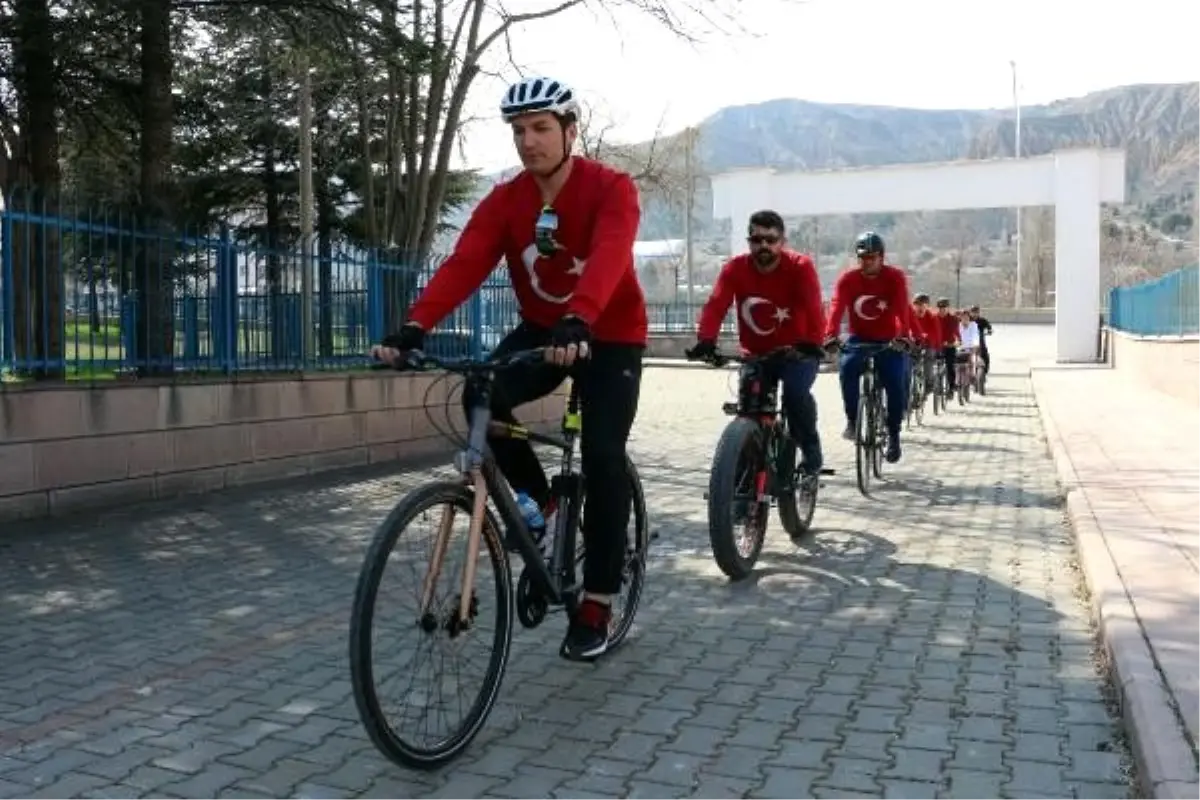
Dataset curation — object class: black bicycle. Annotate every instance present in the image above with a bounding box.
[688,345,833,581]
[835,340,903,498]
[349,348,649,769]
[931,350,948,416]
[906,346,930,429]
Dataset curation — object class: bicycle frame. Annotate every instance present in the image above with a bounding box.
[417,362,584,628]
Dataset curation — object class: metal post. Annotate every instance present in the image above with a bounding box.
[684,126,696,311]
[1011,60,1023,310]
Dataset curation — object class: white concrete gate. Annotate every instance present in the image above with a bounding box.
[709,148,1127,363]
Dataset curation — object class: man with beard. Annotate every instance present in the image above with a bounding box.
[687,210,827,475]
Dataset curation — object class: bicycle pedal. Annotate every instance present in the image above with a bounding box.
[819,468,836,476]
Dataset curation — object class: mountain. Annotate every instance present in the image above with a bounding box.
[443,82,1197,298]
[674,82,1196,231]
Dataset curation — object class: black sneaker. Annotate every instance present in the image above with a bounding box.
[886,435,902,464]
[560,599,611,661]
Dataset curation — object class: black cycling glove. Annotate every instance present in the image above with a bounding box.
[380,322,425,352]
[686,339,717,361]
[550,315,591,351]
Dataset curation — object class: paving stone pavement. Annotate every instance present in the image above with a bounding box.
[0,331,1135,799]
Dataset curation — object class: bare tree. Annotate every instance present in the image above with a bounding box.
[1023,207,1055,307]
[576,97,688,201]
[356,1,743,250]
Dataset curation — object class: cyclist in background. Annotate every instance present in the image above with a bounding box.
[908,293,938,401]
[371,76,645,662]
[688,210,827,474]
[957,308,981,393]
[969,304,994,376]
[935,297,959,397]
[823,231,913,463]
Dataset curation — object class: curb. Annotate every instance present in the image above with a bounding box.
[1030,368,1200,799]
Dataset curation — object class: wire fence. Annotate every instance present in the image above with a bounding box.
[1108,264,1199,337]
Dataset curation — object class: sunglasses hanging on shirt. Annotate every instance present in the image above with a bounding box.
[535,205,561,258]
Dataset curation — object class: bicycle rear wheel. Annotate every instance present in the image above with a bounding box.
[349,481,513,770]
[870,389,886,480]
[605,455,649,650]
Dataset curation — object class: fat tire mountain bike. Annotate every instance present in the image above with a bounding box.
[688,346,833,581]
[349,348,649,770]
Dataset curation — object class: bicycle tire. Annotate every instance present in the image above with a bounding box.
[855,389,873,497]
[776,437,817,540]
[707,417,769,581]
[604,454,649,650]
[870,387,885,480]
[349,480,513,770]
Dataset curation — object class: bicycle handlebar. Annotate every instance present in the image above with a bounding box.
[370,347,547,374]
[687,344,824,369]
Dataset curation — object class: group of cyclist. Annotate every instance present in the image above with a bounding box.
[370,75,992,663]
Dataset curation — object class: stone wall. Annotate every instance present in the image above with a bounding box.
[0,373,566,522]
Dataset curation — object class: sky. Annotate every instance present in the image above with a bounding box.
[451,0,1198,173]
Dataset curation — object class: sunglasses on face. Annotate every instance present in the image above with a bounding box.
[747,234,780,246]
[534,205,561,258]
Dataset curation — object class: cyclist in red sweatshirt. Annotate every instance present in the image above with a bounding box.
[371,76,646,662]
[822,231,913,463]
[687,210,827,474]
[908,292,939,402]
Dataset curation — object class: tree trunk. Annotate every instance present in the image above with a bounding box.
[135,0,175,377]
[10,0,63,379]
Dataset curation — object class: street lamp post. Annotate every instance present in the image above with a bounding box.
[1010,60,1023,310]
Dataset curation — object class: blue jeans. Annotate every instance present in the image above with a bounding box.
[839,338,907,437]
[775,358,822,472]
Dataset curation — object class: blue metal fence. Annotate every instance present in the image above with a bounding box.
[1108,265,1199,337]
[0,198,522,377]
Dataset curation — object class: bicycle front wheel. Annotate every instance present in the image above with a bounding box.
[349,480,514,770]
[708,417,770,580]
[855,390,873,497]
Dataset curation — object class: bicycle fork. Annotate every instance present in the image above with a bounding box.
[416,470,488,629]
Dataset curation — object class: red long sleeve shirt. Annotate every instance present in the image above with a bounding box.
[696,250,825,354]
[823,264,912,341]
[407,157,648,345]
[937,312,960,347]
[910,307,941,347]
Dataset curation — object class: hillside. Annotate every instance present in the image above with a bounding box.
[446,82,1198,302]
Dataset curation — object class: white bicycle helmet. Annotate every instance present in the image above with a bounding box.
[500,76,580,122]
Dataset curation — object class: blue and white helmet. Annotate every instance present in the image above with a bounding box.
[500,76,580,123]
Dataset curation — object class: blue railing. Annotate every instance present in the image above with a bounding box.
[0,197,522,377]
[1108,265,1199,337]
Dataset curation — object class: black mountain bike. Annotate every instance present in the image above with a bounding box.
[688,346,833,581]
[349,348,649,769]
[906,346,930,429]
[931,350,948,416]
[837,340,903,498]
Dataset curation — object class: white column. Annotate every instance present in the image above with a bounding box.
[710,168,776,258]
[1053,149,1103,363]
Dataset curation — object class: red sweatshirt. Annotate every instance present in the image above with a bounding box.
[910,307,941,347]
[937,312,960,347]
[697,250,825,354]
[824,264,912,341]
[407,157,648,345]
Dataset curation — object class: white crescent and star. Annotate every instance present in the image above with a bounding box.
[853,294,887,321]
[739,296,791,336]
[520,243,586,305]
